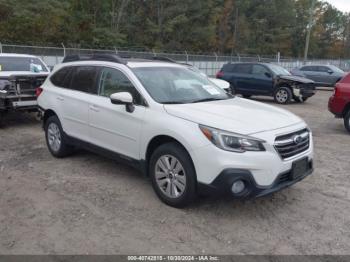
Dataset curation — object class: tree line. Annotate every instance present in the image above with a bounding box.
[0,0,349,58]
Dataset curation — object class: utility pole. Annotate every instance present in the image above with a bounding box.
[304,0,316,63]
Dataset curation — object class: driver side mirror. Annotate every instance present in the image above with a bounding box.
[327,69,333,74]
[110,92,135,113]
[265,72,272,78]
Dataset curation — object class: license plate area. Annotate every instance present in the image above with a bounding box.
[292,158,309,179]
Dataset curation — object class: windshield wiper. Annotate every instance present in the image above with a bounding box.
[191,98,225,103]
[162,101,186,104]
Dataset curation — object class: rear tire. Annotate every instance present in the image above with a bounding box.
[274,87,292,104]
[149,142,197,208]
[45,115,74,158]
[344,110,350,133]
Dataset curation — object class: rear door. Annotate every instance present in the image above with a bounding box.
[231,64,253,93]
[88,66,146,159]
[300,66,319,82]
[58,66,100,142]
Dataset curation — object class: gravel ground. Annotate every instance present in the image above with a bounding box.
[0,90,349,255]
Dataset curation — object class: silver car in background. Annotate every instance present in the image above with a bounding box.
[291,65,345,87]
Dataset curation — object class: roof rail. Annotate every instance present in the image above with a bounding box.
[151,56,177,63]
[62,54,127,64]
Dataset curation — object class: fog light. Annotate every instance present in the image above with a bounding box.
[231,180,245,194]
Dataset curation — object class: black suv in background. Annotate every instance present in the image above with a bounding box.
[216,62,315,104]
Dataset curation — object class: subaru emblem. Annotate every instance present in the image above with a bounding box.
[293,135,303,144]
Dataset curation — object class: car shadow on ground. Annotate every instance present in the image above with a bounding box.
[0,112,39,129]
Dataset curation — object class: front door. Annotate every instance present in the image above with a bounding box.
[89,67,146,160]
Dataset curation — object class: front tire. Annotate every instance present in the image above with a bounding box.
[274,87,292,104]
[344,110,350,133]
[149,142,197,208]
[45,115,74,158]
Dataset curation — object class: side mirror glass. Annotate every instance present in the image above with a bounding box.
[110,92,135,113]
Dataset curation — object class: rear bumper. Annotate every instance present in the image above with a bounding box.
[198,160,313,198]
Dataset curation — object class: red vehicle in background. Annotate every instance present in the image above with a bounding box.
[328,72,350,133]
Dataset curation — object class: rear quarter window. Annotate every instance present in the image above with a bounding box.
[50,67,72,88]
[221,64,235,72]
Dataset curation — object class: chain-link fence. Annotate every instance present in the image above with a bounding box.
[1,43,349,76]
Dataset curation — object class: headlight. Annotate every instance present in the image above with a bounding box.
[199,125,265,153]
[0,80,11,90]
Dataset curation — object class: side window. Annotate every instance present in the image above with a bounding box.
[317,66,329,72]
[222,64,235,72]
[234,64,252,74]
[252,65,269,75]
[301,66,313,72]
[98,67,143,105]
[50,67,71,87]
[70,66,99,94]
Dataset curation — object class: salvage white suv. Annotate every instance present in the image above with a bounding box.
[37,54,314,207]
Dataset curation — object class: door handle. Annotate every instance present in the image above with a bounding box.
[89,105,100,112]
[56,96,64,101]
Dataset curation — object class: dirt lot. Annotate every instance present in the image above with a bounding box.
[0,90,349,255]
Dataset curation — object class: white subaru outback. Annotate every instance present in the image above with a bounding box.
[37,54,314,207]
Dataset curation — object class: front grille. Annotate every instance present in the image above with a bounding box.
[274,128,310,160]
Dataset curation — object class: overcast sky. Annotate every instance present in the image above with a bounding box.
[323,0,350,12]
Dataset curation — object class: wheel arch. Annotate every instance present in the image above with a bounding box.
[43,109,58,127]
[144,135,196,177]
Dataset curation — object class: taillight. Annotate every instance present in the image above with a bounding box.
[333,85,339,97]
[36,87,43,97]
[216,71,224,78]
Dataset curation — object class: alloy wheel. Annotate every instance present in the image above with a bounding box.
[276,89,288,103]
[154,155,186,199]
[47,122,62,152]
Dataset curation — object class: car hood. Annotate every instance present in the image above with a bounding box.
[0,71,49,78]
[278,75,314,83]
[164,97,303,135]
[209,78,230,90]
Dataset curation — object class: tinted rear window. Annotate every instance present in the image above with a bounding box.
[50,67,72,88]
[70,66,99,94]
[0,56,48,72]
[221,64,235,72]
[234,64,252,74]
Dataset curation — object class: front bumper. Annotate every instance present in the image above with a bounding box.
[198,160,313,198]
[300,88,316,98]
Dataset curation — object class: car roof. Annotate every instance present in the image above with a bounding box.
[0,53,38,58]
[223,62,270,66]
[57,59,185,69]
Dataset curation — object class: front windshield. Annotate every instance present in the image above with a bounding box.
[268,64,291,76]
[132,66,230,104]
[0,57,48,72]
